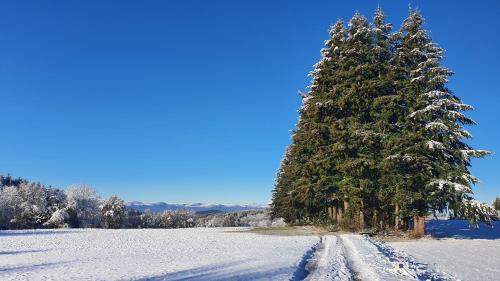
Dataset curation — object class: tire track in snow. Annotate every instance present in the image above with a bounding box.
[367,238,456,281]
[305,235,352,281]
[291,239,321,281]
[340,234,455,281]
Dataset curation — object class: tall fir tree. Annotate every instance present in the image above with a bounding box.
[370,8,400,229]
[391,9,495,230]
[328,11,395,229]
[271,20,346,223]
[271,8,495,231]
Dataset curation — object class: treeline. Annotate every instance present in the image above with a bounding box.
[271,8,496,234]
[0,174,136,229]
[0,175,281,230]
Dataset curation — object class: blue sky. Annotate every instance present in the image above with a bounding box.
[0,1,498,204]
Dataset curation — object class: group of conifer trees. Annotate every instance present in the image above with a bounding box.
[271,8,497,233]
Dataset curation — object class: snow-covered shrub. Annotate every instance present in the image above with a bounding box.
[0,186,19,228]
[199,214,226,227]
[10,182,48,228]
[124,208,142,228]
[195,210,285,228]
[197,211,252,227]
[139,211,157,228]
[66,185,101,228]
[221,213,241,227]
[0,182,69,229]
[45,188,67,214]
[156,211,174,228]
[157,210,195,228]
[43,208,70,228]
[101,195,126,229]
[271,218,287,227]
[240,211,272,227]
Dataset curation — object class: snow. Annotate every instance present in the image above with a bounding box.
[429,179,471,193]
[447,110,475,124]
[409,104,440,118]
[460,149,491,160]
[2,222,499,280]
[0,228,318,281]
[340,234,451,281]
[426,140,444,150]
[454,128,473,139]
[425,121,448,130]
[390,220,500,281]
[305,236,351,281]
[424,90,449,98]
[462,173,480,184]
[410,75,425,83]
[391,239,500,281]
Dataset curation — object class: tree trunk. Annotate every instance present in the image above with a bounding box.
[343,199,349,212]
[379,211,384,229]
[332,207,337,223]
[412,216,425,238]
[372,210,378,227]
[358,210,365,230]
[358,201,365,230]
[395,203,400,230]
[328,207,333,219]
[337,208,343,224]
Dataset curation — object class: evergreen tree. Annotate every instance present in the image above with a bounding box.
[329,12,379,229]
[392,10,494,228]
[366,8,398,229]
[271,8,494,231]
[271,20,346,223]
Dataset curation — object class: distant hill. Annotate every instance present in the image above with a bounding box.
[127,201,267,214]
[194,209,226,216]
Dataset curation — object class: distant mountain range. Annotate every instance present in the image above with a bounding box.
[127,201,268,214]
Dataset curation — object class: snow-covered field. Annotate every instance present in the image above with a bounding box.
[1,220,499,281]
[0,228,318,281]
[389,220,500,281]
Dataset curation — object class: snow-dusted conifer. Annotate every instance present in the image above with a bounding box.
[271,8,493,230]
[393,10,493,226]
[271,19,347,223]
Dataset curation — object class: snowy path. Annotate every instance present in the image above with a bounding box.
[304,234,454,281]
[305,235,351,281]
[338,234,454,281]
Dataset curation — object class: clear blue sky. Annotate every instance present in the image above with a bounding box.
[0,1,498,204]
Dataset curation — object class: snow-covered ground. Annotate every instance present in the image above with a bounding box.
[0,228,318,281]
[1,220,498,281]
[305,236,351,281]
[341,234,453,281]
[389,220,500,281]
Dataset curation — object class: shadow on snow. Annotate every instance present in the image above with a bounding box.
[130,261,296,281]
[0,229,84,237]
[0,249,49,255]
[0,261,73,274]
[426,220,500,240]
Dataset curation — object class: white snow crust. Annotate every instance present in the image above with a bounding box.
[0,228,318,281]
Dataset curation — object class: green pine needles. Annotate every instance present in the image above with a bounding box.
[271,8,496,231]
